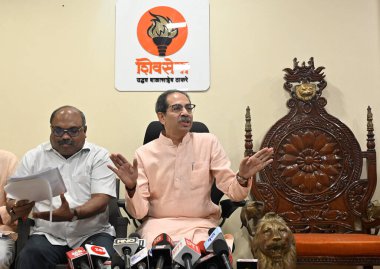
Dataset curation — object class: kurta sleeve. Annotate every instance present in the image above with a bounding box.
[125,151,150,220]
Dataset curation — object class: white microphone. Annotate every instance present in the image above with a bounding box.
[203,227,224,252]
[130,247,150,269]
[66,247,91,269]
[85,244,110,269]
[172,238,201,269]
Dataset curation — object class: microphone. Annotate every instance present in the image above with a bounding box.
[150,233,174,269]
[172,238,201,269]
[196,241,207,256]
[111,252,125,269]
[212,239,233,269]
[66,247,91,269]
[130,247,150,269]
[204,227,224,252]
[85,244,110,269]
[113,233,143,269]
[194,253,221,269]
[236,259,258,269]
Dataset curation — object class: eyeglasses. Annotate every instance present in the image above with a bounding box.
[51,126,84,137]
[168,104,196,113]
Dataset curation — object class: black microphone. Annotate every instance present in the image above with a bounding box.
[85,244,110,269]
[212,239,232,269]
[151,233,174,269]
[111,251,125,269]
[66,247,91,269]
[113,232,142,269]
[194,252,222,269]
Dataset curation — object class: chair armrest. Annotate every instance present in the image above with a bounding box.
[16,217,35,256]
[117,199,141,228]
[114,216,129,238]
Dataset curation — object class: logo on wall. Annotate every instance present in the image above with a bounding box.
[137,6,188,57]
[115,0,209,92]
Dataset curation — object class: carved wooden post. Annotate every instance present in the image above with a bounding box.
[367,106,375,151]
[245,106,254,157]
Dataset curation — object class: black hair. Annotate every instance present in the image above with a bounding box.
[155,90,191,113]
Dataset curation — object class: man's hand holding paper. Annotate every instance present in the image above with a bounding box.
[33,194,74,222]
[5,199,35,222]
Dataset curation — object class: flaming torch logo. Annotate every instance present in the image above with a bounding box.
[147,12,178,56]
[137,6,188,57]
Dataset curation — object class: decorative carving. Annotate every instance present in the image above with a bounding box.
[283,57,326,101]
[248,58,376,234]
[295,83,317,101]
[367,106,375,151]
[245,106,254,157]
[278,130,342,193]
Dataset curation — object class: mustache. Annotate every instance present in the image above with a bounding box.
[58,139,74,146]
[179,116,191,123]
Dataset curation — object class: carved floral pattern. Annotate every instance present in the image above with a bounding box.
[278,130,343,193]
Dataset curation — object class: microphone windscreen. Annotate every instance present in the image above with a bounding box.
[66,247,91,269]
[129,232,141,239]
[196,241,207,255]
[208,227,216,236]
[212,239,229,256]
[151,233,174,248]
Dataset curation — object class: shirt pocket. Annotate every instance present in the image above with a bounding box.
[190,161,211,190]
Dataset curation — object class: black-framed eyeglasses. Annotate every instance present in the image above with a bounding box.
[168,103,196,113]
[51,126,84,137]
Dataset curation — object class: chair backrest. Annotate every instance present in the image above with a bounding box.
[244,58,377,234]
[143,121,209,144]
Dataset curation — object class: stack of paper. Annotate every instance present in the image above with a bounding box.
[5,167,67,221]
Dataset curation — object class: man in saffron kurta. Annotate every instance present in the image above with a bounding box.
[0,150,19,269]
[109,90,273,247]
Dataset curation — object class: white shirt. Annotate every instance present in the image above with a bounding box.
[13,141,116,248]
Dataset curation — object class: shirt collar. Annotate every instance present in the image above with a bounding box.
[43,141,91,157]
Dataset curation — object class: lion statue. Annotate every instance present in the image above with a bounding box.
[251,212,296,269]
[240,200,265,237]
[367,200,380,221]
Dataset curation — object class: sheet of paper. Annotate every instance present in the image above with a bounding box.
[5,167,66,200]
[5,167,66,221]
[4,178,52,202]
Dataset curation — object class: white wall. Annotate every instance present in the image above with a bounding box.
[1,0,379,268]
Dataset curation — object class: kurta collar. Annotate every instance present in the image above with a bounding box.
[158,132,192,146]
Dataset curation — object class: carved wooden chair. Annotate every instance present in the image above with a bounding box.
[244,58,380,269]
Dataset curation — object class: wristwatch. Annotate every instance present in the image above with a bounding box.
[70,208,79,222]
[236,173,249,187]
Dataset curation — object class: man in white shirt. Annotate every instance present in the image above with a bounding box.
[6,106,116,269]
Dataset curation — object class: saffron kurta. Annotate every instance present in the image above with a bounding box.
[126,132,251,247]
